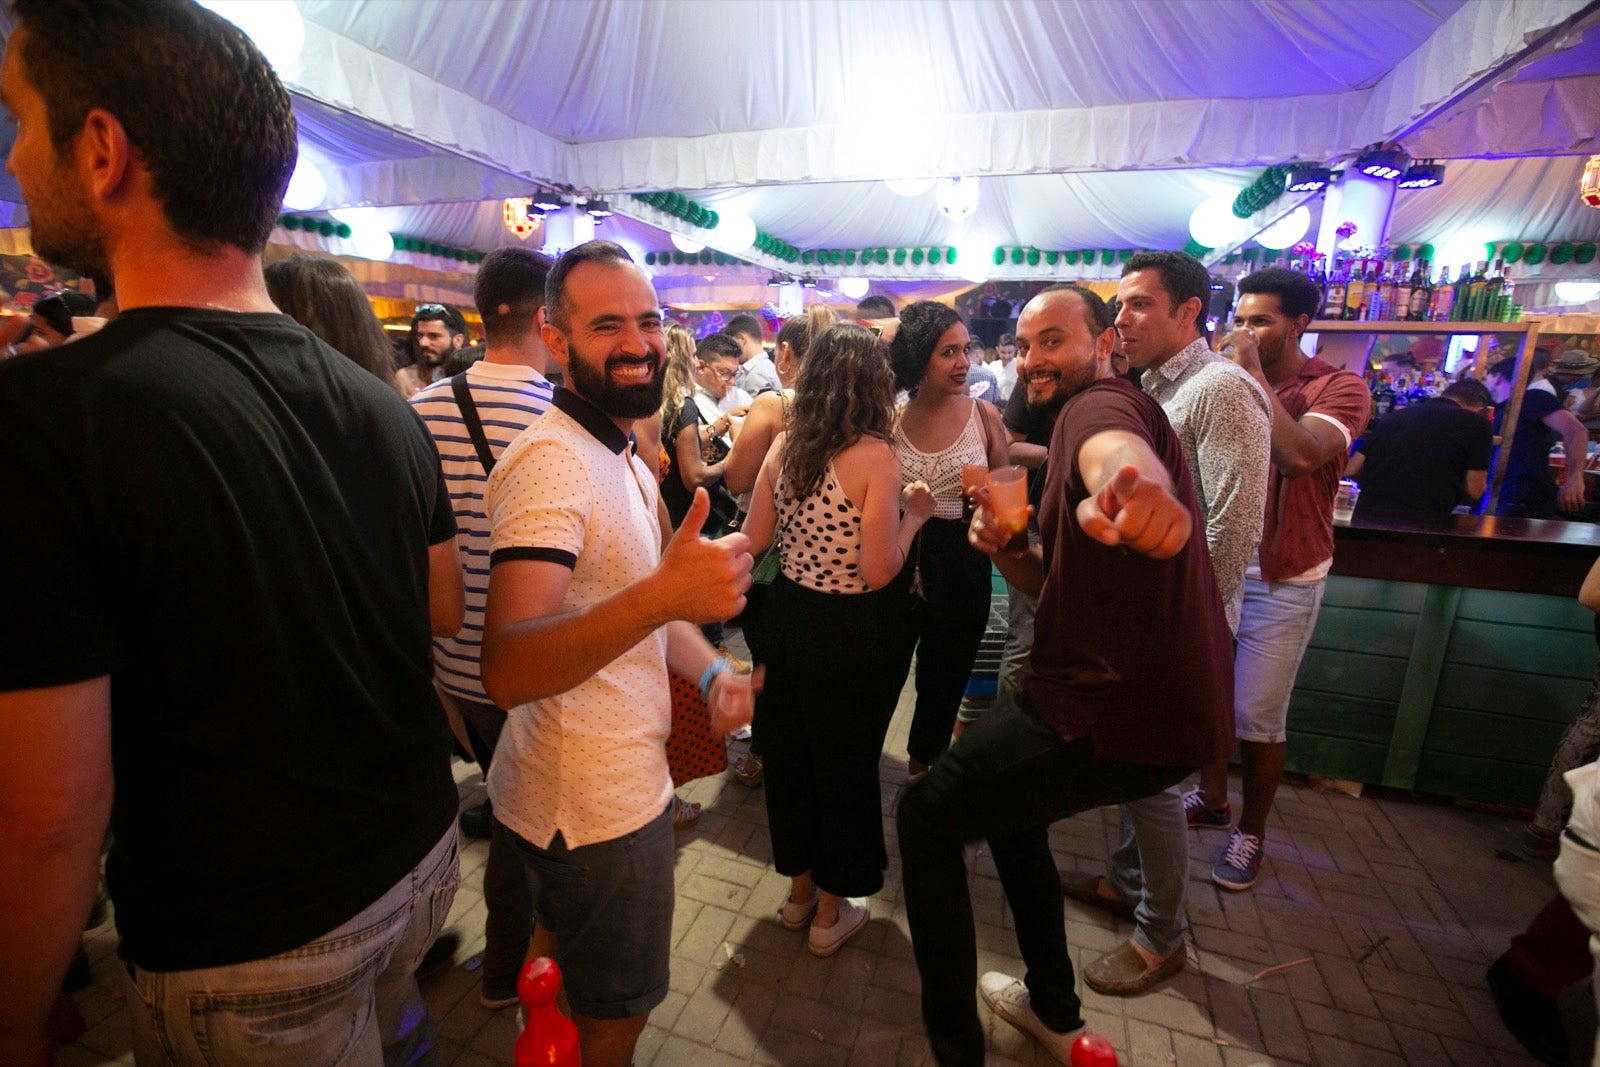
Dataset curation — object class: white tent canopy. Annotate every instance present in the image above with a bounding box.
[1,0,1597,290]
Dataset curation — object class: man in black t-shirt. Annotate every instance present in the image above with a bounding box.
[0,6,462,1065]
[1348,379,1494,518]
[1487,358,1592,518]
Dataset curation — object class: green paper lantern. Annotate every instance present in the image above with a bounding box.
[644,251,656,265]
[1046,251,1059,266]
[282,215,301,230]
[1392,244,1412,260]
[1100,249,1115,266]
[927,248,942,265]
[947,247,958,264]
[706,210,720,229]
[1576,243,1597,265]
[894,248,907,265]
[874,249,888,265]
[335,223,352,239]
[801,251,814,264]
[1416,243,1435,260]
[992,248,1005,266]
[670,251,684,265]
[1525,243,1548,265]
[1552,242,1574,265]
[1501,242,1524,263]
[1225,252,1239,264]
[1026,249,1040,266]
[1064,250,1079,265]
[1007,248,1021,265]
[698,249,712,264]
[1242,248,1259,262]
[1183,238,1211,259]
[315,219,334,237]
[845,250,857,265]
[827,250,840,265]
[1118,249,1133,262]
[1080,250,1095,265]
[909,249,922,265]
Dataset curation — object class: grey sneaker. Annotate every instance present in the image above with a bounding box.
[977,971,1083,1064]
[1212,828,1263,891]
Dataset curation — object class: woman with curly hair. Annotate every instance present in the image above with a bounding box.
[888,301,1009,783]
[743,323,934,957]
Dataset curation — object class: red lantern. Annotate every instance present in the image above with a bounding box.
[503,197,543,241]
[1581,155,1600,208]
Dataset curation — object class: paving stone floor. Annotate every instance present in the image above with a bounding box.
[59,663,1557,1067]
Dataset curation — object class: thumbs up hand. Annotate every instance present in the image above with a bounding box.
[654,488,753,623]
[1076,464,1191,559]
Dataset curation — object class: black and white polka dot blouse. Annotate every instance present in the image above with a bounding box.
[776,460,869,594]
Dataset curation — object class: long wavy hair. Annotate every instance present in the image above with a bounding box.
[888,299,963,395]
[658,322,697,434]
[264,254,399,391]
[781,323,895,500]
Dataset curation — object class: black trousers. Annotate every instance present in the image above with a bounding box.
[753,575,904,896]
[889,517,994,766]
[896,696,1190,1067]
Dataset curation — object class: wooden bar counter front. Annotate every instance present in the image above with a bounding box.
[1284,515,1599,808]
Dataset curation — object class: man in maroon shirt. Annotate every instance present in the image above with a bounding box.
[1192,268,1372,891]
[896,285,1234,1067]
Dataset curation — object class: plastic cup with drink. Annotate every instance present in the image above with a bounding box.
[1333,478,1359,523]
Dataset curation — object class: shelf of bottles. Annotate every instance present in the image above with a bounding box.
[1283,253,1523,327]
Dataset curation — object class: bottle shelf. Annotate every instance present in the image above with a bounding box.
[1308,320,1534,335]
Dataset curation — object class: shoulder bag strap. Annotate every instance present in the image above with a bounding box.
[450,372,497,475]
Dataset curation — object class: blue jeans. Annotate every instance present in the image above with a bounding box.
[897,696,1191,1067]
[122,826,458,1067]
[1235,576,1325,744]
[1109,787,1189,958]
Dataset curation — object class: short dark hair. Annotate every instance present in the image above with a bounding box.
[888,300,964,393]
[1236,267,1322,321]
[695,332,742,364]
[474,247,551,344]
[412,302,468,340]
[1443,379,1493,410]
[724,313,763,343]
[998,333,1017,347]
[545,240,635,331]
[1122,251,1211,323]
[1488,351,1549,382]
[855,295,897,319]
[12,0,297,255]
[1035,283,1114,334]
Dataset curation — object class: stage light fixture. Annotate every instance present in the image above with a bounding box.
[532,190,565,213]
[1285,165,1333,193]
[584,198,613,218]
[1398,160,1446,190]
[1355,144,1410,181]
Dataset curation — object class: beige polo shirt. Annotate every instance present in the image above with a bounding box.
[484,387,672,849]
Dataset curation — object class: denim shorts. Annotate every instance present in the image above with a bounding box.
[498,801,675,1020]
[1234,576,1326,744]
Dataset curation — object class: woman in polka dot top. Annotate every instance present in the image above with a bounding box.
[741,323,935,957]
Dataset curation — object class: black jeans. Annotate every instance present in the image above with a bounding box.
[896,695,1191,1067]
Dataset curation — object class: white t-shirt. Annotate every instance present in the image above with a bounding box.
[484,388,672,848]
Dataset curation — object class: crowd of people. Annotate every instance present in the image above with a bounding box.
[4,5,1599,1067]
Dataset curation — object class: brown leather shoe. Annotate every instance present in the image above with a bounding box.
[1083,939,1185,996]
[1060,872,1135,922]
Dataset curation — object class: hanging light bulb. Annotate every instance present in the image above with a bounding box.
[670,234,705,254]
[1254,207,1311,250]
[282,155,326,211]
[1188,194,1249,248]
[708,208,757,254]
[936,177,980,221]
[837,277,870,299]
[197,0,304,70]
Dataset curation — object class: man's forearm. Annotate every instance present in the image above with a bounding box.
[992,544,1045,597]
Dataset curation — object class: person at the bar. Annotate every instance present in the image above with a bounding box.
[897,283,1233,1067]
[1344,378,1494,519]
[1487,355,1591,519]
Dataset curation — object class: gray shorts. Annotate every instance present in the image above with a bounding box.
[496,801,675,1020]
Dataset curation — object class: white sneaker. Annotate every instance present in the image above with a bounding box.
[978,971,1084,1064]
[807,897,869,957]
[777,888,819,931]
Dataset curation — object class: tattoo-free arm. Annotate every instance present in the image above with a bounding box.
[428,536,465,637]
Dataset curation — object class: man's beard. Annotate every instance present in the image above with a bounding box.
[566,343,664,420]
[29,172,108,278]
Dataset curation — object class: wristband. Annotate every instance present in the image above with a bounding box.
[699,656,733,702]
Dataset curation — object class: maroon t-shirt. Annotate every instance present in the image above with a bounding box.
[1025,379,1235,768]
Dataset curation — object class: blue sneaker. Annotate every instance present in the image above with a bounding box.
[1181,788,1232,829]
[1212,829,1263,891]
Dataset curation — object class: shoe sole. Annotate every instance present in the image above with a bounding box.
[479,994,520,1010]
[982,992,1081,1065]
[1212,871,1258,891]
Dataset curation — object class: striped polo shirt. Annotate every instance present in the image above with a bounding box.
[411,360,554,702]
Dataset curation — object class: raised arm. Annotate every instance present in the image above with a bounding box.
[0,678,113,1067]
[1075,429,1192,558]
[671,419,725,491]
[723,391,784,495]
[1544,406,1591,514]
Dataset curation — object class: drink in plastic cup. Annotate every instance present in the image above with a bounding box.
[988,465,1029,537]
[1333,479,1359,523]
[960,464,987,522]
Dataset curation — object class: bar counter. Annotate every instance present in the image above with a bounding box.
[1285,515,1598,808]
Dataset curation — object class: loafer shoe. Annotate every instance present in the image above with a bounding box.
[977,971,1083,1064]
[1060,872,1135,922]
[808,897,869,957]
[479,973,520,1010]
[777,888,819,931]
[1083,939,1185,996]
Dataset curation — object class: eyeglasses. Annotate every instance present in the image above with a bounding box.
[709,367,738,381]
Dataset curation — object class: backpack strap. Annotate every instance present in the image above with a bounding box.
[449,372,496,475]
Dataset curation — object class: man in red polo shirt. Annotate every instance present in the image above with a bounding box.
[1191,267,1371,891]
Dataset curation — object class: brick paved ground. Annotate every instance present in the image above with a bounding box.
[60,667,1557,1067]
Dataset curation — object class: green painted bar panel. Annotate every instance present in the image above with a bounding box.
[1421,706,1574,764]
[1414,751,1547,808]
[1444,620,1595,680]
[1312,604,1417,655]
[1296,648,1408,700]
[1433,664,1592,721]
[1456,587,1594,630]
[1318,576,1428,613]
[1286,734,1388,783]
[1383,585,1460,790]
[1287,692,1397,745]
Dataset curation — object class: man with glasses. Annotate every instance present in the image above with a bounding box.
[402,302,469,393]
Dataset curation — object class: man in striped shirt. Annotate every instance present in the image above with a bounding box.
[410,246,555,1009]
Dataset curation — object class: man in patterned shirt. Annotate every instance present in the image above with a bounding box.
[481,241,754,1067]
[1192,266,1371,892]
[1063,252,1270,996]
[411,246,555,1009]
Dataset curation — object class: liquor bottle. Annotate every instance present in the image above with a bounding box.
[1407,260,1429,321]
[1375,377,1396,420]
[1449,264,1473,322]
[1394,260,1413,323]
[1499,261,1517,322]
[1430,266,1455,321]
[1465,261,1491,322]
[1343,258,1366,320]
[1367,260,1389,320]
[1322,256,1347,320]
[1488,258,1510,321]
